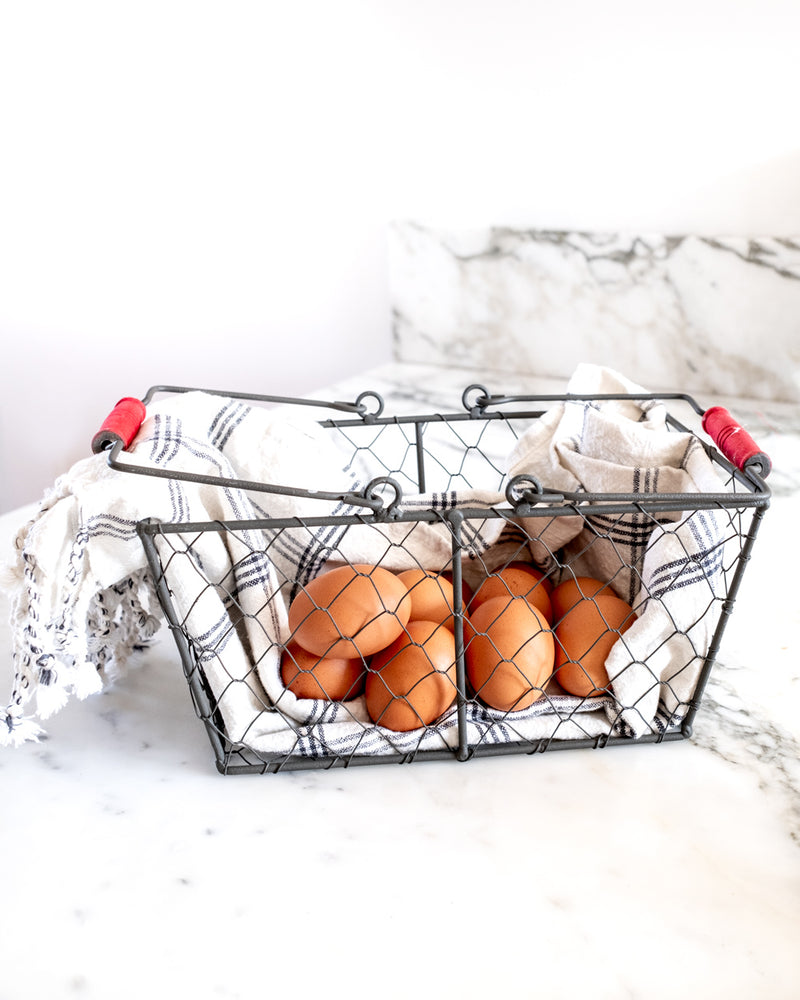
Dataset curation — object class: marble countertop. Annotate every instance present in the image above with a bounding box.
[2,361,799,1000]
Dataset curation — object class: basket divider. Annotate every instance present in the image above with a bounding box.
[447,509,470,761]
[415,421,427,493]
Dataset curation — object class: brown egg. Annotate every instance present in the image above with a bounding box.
[470,562,553,624]
[514,561,554,595]
[465,596,555,712]
[288,563,411,658]
[550,576,614,624]
[397,569,456,630]
[365,621,457,732]
[554,594,637,698]
[280,640,366,701]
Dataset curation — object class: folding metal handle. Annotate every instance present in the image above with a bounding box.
[702,406,772,477]
[91,397,147,453]
[89,395,396,514]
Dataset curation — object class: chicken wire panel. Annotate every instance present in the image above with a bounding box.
[142,514,469,771]
[322,413,534,496]
[138,486,760,773]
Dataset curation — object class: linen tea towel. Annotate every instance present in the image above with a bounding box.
[0,388,506,747]
[1,366,732,753]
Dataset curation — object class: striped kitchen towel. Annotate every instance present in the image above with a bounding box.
[1,365,729,751]
[0,388,506,747]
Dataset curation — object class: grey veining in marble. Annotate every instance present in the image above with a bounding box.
[389,222,800,403]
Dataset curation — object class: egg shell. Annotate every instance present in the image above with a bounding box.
[365,620,457,732]
[280,640,366,702]
[470,562,553,624]
[288,563,411,658]
[550,576,614,624]
[397,569,456,630]
[554,594,636,698]
[508,560,554,595]
[465,596,555,713]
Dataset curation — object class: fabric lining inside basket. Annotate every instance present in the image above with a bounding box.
[1,364,738,759]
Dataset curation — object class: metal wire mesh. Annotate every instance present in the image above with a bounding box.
[135,393,769,774]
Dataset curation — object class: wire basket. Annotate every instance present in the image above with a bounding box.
[93,383,772,774]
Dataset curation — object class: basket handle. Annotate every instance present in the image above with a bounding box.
[701,406,771,477]
[91,397,147,453]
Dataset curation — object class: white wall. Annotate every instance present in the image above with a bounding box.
[2,0,800,511]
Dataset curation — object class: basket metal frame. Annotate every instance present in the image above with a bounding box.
[118,384,771,775]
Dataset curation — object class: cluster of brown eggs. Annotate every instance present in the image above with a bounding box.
[280,561,637,731]
[281,565,458,732]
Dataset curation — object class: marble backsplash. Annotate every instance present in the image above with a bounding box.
[388,221,800,403]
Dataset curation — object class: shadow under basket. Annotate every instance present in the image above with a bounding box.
[95,384,772,774]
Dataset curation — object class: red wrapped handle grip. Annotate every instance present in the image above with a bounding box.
[701,406,771,477]
[92,397,147,453]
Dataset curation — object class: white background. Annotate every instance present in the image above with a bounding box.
[2,0,800,511]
